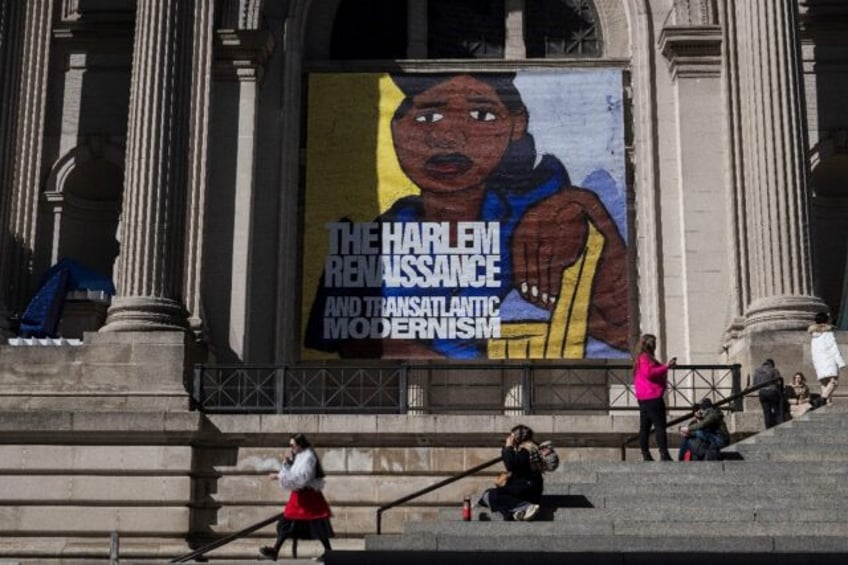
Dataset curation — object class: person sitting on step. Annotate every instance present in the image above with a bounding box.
[678,398,729,461]
[478,424,544,521]
[785,371,812,418]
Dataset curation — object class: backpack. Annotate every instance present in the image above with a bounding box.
[539,441,560,472]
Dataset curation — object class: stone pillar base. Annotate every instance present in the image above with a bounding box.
[744,295,827,333]
[101,296,190,333]
[722,329,811,388]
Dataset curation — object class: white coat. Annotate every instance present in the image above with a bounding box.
[277,448,325,492]
[809,323,846,380]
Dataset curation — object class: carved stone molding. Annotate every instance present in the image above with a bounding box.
[658,25,722,79]
[213,29,275,82]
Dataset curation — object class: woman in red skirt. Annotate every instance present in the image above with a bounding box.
[260,433,334,561]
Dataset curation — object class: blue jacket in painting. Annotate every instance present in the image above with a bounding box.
[304,155,568,359]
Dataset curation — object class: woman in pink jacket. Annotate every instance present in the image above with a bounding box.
[633,334,676,461]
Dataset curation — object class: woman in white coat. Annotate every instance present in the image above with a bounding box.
[260,433,333,561]
[809,312,846,404]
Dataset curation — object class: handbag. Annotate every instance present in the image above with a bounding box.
[494,471,511,488]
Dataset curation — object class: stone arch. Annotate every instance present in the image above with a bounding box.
[40,139,124,281]
[809,133,848,318]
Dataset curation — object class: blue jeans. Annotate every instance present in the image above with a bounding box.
[678,430,727,460]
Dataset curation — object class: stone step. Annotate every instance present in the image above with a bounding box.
[548,460,848,477]
[0,474,190,503]
[0,506,189,535]
[402,519,848,538]
[365,532,848,553]
[441,506,845,523]
[547,470,843,486]
[0,534,362,562]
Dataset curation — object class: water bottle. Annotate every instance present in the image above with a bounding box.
[462,496,472,521]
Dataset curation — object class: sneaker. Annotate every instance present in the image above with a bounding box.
[259,546,278,561]
[523,503,540,521]
[512,509,526,521]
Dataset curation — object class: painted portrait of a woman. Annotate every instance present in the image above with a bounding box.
[303,72,629,360]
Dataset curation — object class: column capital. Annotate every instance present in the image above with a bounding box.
[658,25,722,79]
[213,28,275,82]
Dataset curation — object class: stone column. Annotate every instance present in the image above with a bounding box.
[730,0,825,332]
[658,1,726,361]
[0,0,23,335]
[5,0,54,316]
[101,0,193,332]
[183,0,215,341]
[205,24,273,357]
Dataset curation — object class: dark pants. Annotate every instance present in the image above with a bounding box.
[638,396,669,455]
[759,388,784,428]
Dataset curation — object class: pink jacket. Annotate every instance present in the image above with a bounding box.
[633,352,669,401]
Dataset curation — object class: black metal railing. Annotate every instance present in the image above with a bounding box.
[375,455,503,535]
[619,375,783,460]
[170,513,280,563]
[192,363,742,415]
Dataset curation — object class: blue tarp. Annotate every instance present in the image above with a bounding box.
[43,257,115,294]
[19,258,115,338]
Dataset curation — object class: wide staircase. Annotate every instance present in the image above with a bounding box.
[344,403,848,564]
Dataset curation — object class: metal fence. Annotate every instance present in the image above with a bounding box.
[191,363,742,414]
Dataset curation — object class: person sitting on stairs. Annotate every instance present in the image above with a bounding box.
[678,397,729,461]
[478,424,544,521]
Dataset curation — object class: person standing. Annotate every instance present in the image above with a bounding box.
[809,312,846,405]
[633,334,676,461]
[752,359,784,428]
[260,433,333,561]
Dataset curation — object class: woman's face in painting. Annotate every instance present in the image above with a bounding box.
[391,75,526,195]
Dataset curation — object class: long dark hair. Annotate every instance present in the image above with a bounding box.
[510,424,534,444]
[290,433,325,479]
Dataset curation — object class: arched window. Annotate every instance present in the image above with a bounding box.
[524,0,602,58]
[326,0,603,60]
[428,0,505,59]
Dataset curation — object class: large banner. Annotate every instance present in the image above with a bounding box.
[301,71,629,360]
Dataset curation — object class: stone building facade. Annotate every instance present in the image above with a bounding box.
[2,0,845,369]
[0,0,846,559]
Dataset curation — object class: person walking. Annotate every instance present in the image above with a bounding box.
[752,359,784,428]
[633,334,676,461]
[809,311,846,405]
[260,433,333,561]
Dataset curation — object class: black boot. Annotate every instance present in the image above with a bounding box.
[659,450,673,461]
[641,450,654,461]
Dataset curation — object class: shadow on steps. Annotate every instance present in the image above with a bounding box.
[324,551,848,565]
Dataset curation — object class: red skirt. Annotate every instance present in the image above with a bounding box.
[283,488,332,520]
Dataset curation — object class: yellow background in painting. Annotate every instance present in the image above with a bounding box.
[301,74,416,360]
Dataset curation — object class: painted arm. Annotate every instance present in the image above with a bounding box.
[512,187,628,349]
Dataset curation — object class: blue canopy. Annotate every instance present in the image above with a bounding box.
[43,257,116,294]
[19,258,115,338]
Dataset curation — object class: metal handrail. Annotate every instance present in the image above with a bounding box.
[619,376,784,461]
[376,455,503,535]
[170,512,280,563]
